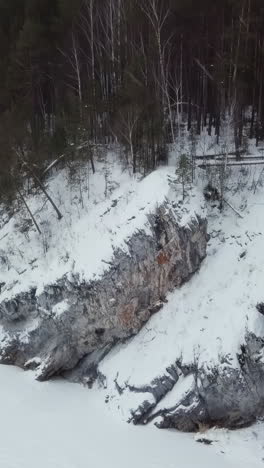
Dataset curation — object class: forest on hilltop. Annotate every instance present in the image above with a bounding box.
[0,0,264,200]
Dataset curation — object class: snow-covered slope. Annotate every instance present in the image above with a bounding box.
[0,155,183,300]
[1,141,264,446]
[0,364,263,468]
[97,162,264,429]
[101,187,263,382]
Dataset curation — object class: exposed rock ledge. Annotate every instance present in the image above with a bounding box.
[98,332,264,432]
[0,184,207,381]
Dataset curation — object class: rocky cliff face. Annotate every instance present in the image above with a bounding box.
[0,195,207,381]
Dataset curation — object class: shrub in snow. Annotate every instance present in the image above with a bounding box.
[256,303,264,316]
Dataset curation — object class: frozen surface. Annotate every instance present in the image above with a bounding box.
[0,364,263,468]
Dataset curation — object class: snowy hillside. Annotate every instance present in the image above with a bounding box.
[0,154,164,299]
[0,152,205,302]
[1,141,264,466]
[3,0,264,465]
[98,161,264,428]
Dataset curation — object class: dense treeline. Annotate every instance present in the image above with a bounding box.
[0,0,264,198]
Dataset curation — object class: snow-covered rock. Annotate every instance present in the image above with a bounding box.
[97,173,264,431]
[0,165,207,380]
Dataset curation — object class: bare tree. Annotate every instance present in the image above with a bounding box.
[16,151,63,220]
[17,186,42,235]
[141,0,176,143]
[114,107,141,173]
[59,33,83,118]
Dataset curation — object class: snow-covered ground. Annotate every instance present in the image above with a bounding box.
[0,364,263,468]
